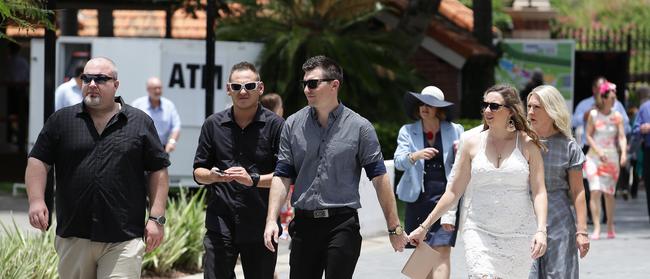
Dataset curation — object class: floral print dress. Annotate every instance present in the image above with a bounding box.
[584,109,621,194]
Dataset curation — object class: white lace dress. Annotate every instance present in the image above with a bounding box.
[460,132,537,278]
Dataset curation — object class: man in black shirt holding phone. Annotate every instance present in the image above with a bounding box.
[193,61,284,279]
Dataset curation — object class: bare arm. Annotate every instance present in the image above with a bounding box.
[165,130,181,153]
[25,157,51,231]
[264,176,291,251]
[569,169,590,258]
[148,168,169,217]
[371,173,409,252]
[408,139,473,245]
[585,112,599,152]
[528,141,548,259]
[617,113,628,165]
[144,168,168,253]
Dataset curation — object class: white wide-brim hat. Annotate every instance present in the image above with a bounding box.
[403,86,454,120]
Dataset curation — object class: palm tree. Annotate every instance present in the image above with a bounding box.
[215,0,423,122]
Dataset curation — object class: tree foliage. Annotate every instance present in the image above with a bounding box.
[0,0,54,41]
[215,0,423,121]
[550,0,650,29]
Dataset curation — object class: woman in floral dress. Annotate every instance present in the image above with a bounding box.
[584,81,627,240]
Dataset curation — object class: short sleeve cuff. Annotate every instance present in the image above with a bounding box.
[364,161,387,180]
[274,162,296,179]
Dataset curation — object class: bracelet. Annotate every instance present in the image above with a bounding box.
[419,223,430,231]
[536,230,547,236]
[575,231,589,237]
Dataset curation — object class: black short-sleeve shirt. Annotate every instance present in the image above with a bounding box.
[193,105,284,243]
[29,97,170,242]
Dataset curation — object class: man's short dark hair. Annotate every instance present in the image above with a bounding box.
[229,61,260,81]
[302,55,343,82]
[74,64,85,77]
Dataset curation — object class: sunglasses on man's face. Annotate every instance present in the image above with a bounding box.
[481,101,506,111]
[228,82,260,92]
[80,74,114,84]
[300,79,335,89]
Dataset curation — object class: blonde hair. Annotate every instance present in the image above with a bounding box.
[528,85,573,139]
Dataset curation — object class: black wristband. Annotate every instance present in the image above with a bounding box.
[250,173,260,188]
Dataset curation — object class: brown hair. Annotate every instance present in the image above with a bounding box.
[482,84,546,151]
[260,93,282,111]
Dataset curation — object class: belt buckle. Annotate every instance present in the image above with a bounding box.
[313,209,329,218]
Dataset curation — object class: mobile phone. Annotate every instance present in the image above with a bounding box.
[211,167,226,175]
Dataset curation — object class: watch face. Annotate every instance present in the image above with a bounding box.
[158,216,167,225]
[395,226,403,235]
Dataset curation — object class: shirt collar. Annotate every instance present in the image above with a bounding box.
[77,96,126,117]
[221,104,266,125]
[309,102,344,121]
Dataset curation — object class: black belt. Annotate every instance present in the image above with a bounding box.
[294,207,357,219]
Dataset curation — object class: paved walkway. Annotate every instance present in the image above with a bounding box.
[3,191,649,278]
[185,191,650,278]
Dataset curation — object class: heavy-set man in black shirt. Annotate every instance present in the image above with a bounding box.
[193,62,284,279]
[25,57,170,278]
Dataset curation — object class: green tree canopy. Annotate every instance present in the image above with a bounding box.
[0,0,53,41]
[215,0,423,122]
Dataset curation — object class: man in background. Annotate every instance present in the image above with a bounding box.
[132,77,181,153]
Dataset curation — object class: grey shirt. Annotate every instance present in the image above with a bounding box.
[274,104,386,210]
[539,133,585,192]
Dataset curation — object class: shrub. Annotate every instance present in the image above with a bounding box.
[0,220,58,279]
[142,187,206,275]
[374,121,402,160]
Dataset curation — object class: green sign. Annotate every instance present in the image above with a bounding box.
[495,39,575,103]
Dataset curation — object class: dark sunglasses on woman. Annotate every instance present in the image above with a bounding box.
[481,101,506,111]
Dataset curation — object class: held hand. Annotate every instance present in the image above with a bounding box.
[389,234,408,252]
[441,224,456,232]
[452,140,460,153]
[597,150,608,163]
[225,167,254,186]
[530,231,547,259]
[407,226,427,247]
[576,234,590,258]
[144,220,164,253]
[28,199,49,231]
[210,167,234,184]
[263,221,279,252]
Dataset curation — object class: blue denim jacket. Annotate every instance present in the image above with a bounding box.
[394,120,463,202]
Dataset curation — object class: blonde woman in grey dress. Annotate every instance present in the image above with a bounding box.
[527,85,590,278]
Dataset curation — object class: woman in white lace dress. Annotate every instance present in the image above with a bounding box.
[409,84,548,278]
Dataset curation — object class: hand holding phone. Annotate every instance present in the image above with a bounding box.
[211,167,226,176]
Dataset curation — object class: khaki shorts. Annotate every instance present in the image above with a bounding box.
[55,236,145,279]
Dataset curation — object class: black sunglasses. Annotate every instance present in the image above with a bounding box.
[481,101,506,111]
[300,79,335,89]
[80,74,114,84]
[228,82,260,92]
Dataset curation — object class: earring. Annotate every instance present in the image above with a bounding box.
[506,118,516,132]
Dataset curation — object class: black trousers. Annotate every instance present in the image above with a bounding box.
[642,148,650,223]
[203,229,277,279]
[288,212,362,279]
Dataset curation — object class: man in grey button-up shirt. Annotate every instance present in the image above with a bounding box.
[263,55,408,278]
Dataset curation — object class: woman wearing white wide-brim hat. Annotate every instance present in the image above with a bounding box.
[394,86,464,279]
